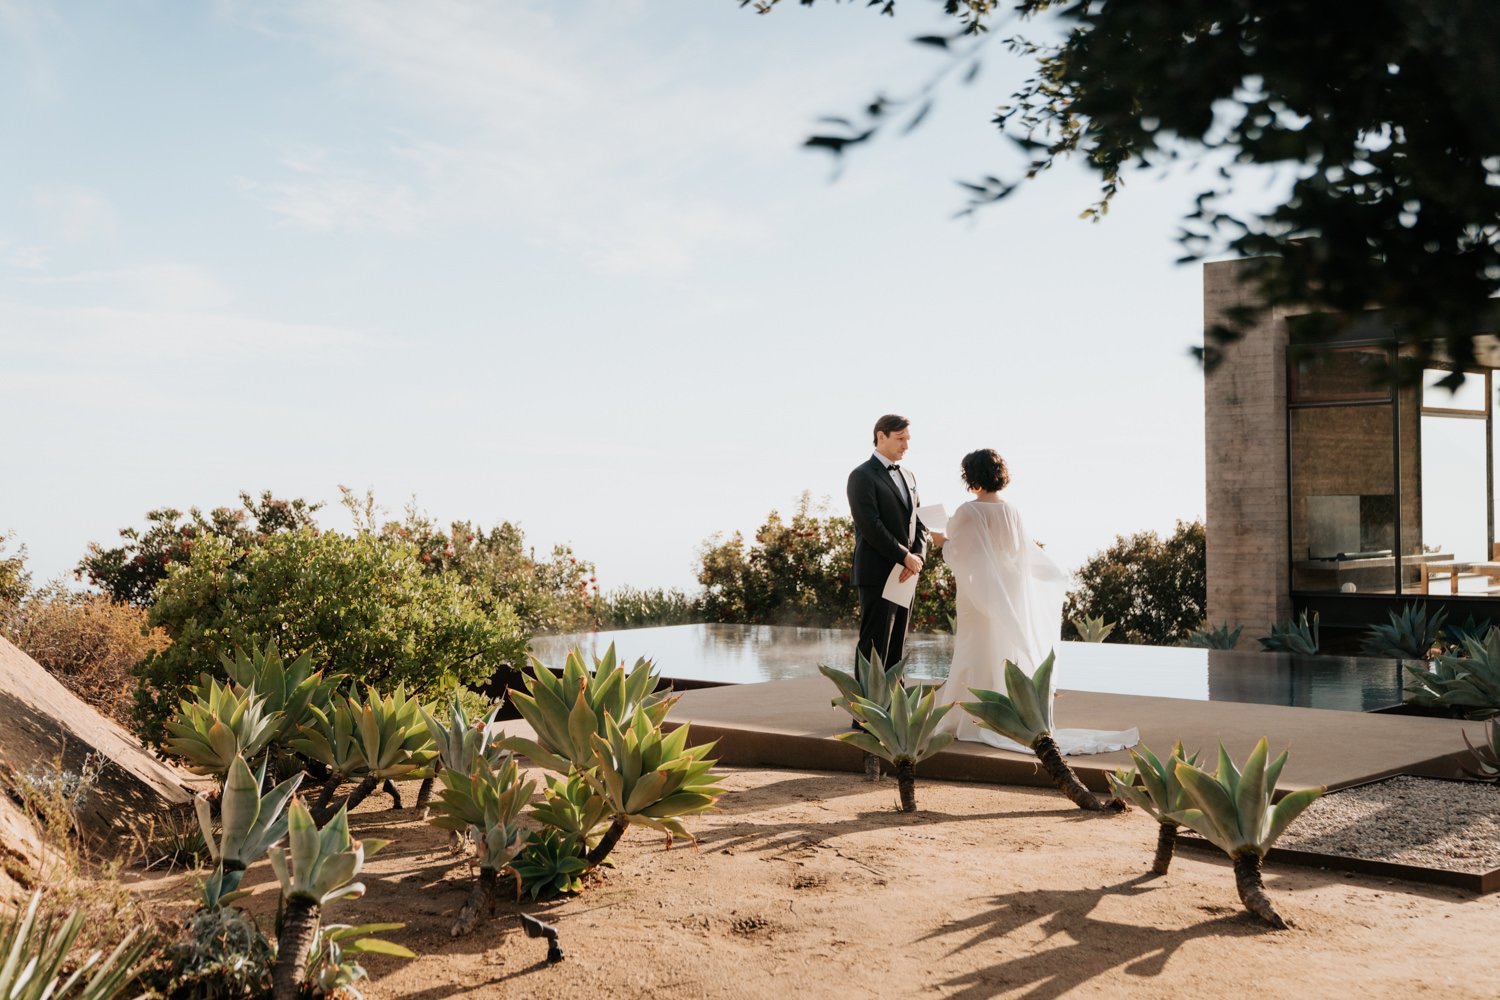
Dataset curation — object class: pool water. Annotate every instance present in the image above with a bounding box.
[528,623,1408,713]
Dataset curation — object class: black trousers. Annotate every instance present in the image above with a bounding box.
[856,584,909,673]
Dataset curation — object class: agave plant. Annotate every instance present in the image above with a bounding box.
[819,648,907,781]
[149,904,273,999]
[582,712,724,868]
[292,694,365,811]
[420,696,507,776]
[1105,741,1200,875]
[1166,739,1324,929]
[1258,611,1319,654]
[836,685,954,812]
[267,801,388,1000]
[428,753,535,937]
[1361,603,1445,660]
[513,829,591,900]
[215,638,340,744]
[294,685,435,821]
[195,754,304,908]
[1405,626,1500,718]
[164,680,281,778]
[0,892,154,1000]
[1071,615,1116,643]
[529,771,611,852]
[503,645,677,773]
[960,651,1123,812]
[1183,622,1244,650]
[416,695,507,817]
[304,922,414,1000]
[1461,718,1500,780]
[1443,614,1494,652]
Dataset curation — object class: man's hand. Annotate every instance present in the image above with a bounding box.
[899,552,923,582]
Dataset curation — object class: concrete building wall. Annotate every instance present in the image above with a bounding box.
[1203,260,1293,642]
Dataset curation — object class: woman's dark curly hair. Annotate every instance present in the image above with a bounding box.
[960,449,1010,493]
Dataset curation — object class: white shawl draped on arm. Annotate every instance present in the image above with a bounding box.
[935,499,1137,755]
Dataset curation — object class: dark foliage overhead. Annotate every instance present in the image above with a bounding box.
[746,1,1500,381]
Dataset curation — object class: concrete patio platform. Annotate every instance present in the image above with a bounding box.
[661,677,1481,794]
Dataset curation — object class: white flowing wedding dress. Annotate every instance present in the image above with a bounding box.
[934,498,1138,755]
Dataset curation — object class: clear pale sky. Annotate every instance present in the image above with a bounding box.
[1,1,1229,593]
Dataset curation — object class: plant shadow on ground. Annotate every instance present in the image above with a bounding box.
[702,772,1105,857]
[699,806,1077,860]
[358,891,573,997]
[927,874,1262,1000]
[334,808,580,982]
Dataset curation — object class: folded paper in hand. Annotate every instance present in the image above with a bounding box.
[916,504,948,534]
[881,563,919,609]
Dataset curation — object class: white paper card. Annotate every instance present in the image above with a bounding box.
[916,504,948,534]
[881,563,919,609]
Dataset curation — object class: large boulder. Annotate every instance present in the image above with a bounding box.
[0,634,207,894]
[0,790,54,904]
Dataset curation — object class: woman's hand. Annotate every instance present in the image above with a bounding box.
[930,531,946,547]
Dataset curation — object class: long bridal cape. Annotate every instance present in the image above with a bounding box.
[933,498,1137,755]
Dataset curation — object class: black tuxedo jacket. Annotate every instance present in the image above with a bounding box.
[847,455,930,588]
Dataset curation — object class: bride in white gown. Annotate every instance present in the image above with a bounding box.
[932,449,1137,755]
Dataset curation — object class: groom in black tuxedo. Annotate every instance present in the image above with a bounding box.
[847,413,930,671]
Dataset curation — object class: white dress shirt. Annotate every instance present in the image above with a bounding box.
[873,451,911,508]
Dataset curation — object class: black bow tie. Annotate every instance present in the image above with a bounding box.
[888,464,901,473]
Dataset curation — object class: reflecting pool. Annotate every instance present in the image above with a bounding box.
[528,624,1408,712]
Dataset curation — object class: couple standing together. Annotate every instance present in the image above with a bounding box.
[848,413,1134,752]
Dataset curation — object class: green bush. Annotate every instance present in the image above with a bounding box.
[596,586,698,629]
[1063,520,1206,646]
[134,528,524,746]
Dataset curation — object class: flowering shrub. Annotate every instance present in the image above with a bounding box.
[359,494,600,635]
[909,549,955,633]
[76,491,321,606]
[694,494,835,627]
[696,493,955,632]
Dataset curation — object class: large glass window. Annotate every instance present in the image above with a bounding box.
[1289,350,1500,598]
[1412,368,1496,595]
[1290,400,1399,594]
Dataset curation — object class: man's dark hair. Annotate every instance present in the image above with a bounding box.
[961,449,1010,493]
[872,414,909,446]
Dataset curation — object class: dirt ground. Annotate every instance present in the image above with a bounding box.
[227,766,1500,999]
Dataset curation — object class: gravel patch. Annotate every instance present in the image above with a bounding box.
[1278,775,1500,874]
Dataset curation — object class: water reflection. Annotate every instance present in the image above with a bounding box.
[528,624,1407,712]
